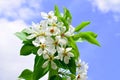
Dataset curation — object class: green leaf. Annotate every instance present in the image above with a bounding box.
[33,55,49,80]
[68,37,80,59]
[75,37,84,42]
[49,75,62,80]
[72,32,100,46]
[54,60,68,69]
[15,32,28,41]
[54,5,61,18]
[54,58,76,74]
[86,31,98,38]
[69,74,76,80]
[19,69,33,80]
[20,44,38,56]
[75,21,90,32]
[49,68,59,80]
[68,58,76,74]
[63,7,72,24]
[73,31,97,40]
[62,7,72,32]
[60,17,69,31]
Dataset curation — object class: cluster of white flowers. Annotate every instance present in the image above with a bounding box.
[58,59,88,80]
[24,11,75,70]
[23,11,88,80]
[75,59,88,80]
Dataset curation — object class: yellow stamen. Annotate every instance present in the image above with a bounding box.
[40,44,46,49]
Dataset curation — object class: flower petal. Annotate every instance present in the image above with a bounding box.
[68,52,74,57]
[37,48,43,56]
[32,38,40,47]
[66,48,72,52]
[47,46,56,54]
[27,34,36,39]
[42,60,49,68]
[45,37,54,45]
[38,36,45,43]
[48,11,54,16]
[43,53,49,59]
[57,47,64,54]
[64,56,70,64]
[51,61,57,70]
[59,38,68,46]
[41,12,48,19]
[65,25,75,36]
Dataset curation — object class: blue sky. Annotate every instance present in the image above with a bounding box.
[0,0,120,80]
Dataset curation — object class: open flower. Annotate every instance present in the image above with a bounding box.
[57,47,74,64]
[42,54,57,70]
[59,25,75,37]
[56,36,68,47]
[41,11,57,22]
[46,21,63,36]
[32,37,56,58]
[57,25,75,47]
[47,26,60,36]
[65,25,75,36]
[24,21,48,39]
[76,59,88,80]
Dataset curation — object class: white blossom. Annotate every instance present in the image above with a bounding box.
[42,54,57,70]
[65,25,75,36]
[76,59,88,80]
[57,47,74,64]
[41,11,57,22]
[32,37,56,57]
[56,36,68,47]
[47,26,60,36]
[24,21,48,39]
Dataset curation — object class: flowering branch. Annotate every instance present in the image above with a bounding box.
[16,5,100,80]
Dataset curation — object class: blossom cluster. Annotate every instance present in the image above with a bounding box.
[22,11,88,80]
[75,60,88,80]
[24,11,74,69]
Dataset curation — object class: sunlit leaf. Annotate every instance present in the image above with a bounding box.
[15,32,27,41]
[63,7,72,24]
[75,21,90,32]
[72,32,100,46]
[54,5,61,18]
[68,37,80,59]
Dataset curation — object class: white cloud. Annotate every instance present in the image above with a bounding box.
[0,0,48,79]
[0,19,31,79]
[0,0,42,21]
[0,19,48,80]
[90,0,120,13]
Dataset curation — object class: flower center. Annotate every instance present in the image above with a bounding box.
[49,55,54,61]
[50,28,54,33]
[54,41,58,46]
[63,50,68,56]
[39,32,46,36]
[61,33,65,38]
[77,74,81,79]
[40,44,46,49]
[48,15,52,19]
[77,63,81,67]
[52,23,57,27]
